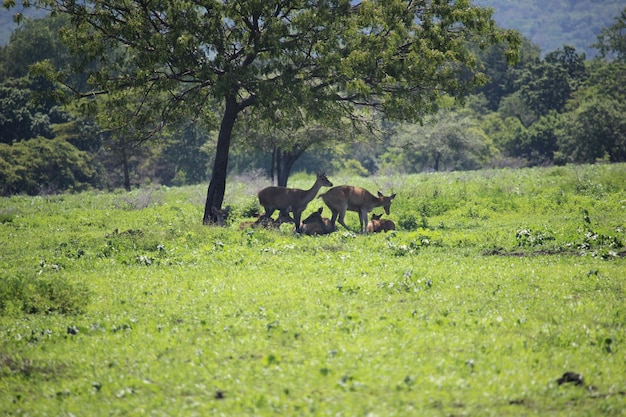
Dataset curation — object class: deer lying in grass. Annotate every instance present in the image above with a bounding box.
[300,207,336,236]
[238,210,294,230]
[366,213,396,233]
[258,173,333,232]
[319,185,396,233]
[210,206,231,227]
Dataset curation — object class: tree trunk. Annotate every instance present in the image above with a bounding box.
[433,150,441,172]
[275,147,305,187]
[203,95,239,224]
[270,147,276,185]
[275,147,283,186]
[121,138,131,192]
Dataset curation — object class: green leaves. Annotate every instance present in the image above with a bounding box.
[0,273,90,315]
[0,136,99,196]
[10,0,521,129]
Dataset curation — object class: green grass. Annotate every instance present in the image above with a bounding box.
[1,164,625,416]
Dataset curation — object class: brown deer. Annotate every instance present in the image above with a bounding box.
[366,213,396,233]
[238,215,274,230]
[319,185,396,233]
[239,207,294,230]
[258,173,333,232]
[210,206,231,227]
[300,207,336,236]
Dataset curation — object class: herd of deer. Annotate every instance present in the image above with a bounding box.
[212,172,397,235]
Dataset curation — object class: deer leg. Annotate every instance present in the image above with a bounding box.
[262,208,276,220]
[329,210,339,228]
[293,210,303,233]
[337,210,352,231]
[358,210,367,233]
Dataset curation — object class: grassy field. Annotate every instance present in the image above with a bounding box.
[1,164,625,416]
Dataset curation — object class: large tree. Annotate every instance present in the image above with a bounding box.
[7,0,519,223]
[517,45,588,117]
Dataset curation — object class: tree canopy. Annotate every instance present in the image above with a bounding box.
[6,0,520,222]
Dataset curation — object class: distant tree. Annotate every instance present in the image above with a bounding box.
[268,127,334,188]
[8,0,520,224]
[474,37,540,111]
[496,91,537,128]
[156,121,212,186]
[234,114,349,187]
[0,15,82,146]
[480,112,525,161]
[544,46,589,89]
[381,109,493,173]
[589,9,626,103]
[518,46,588,116]
[555,9,626,164]
[516,111,560,165]
[593,8,626,62]
[0,15,70,79]
[0,81,57,143]
[0,14,90,102]
[0,136,98,195]
[558,97,626,163]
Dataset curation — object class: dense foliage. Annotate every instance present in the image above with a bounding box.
[1,1,519,205]
[0,3,624,198]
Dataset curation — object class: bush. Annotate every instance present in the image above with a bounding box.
[0,137,99,196]
[0,274,90,315]
[398,213,426,231]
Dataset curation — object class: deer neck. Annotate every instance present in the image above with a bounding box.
[303,179,324,201]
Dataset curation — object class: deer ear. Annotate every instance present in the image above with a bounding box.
[390,193,396,199]
[378,191,383,197]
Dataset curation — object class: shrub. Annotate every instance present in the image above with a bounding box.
[398,213,425,231]
[0,211,14,223]
[515,227,555,247]
[398,213,417,230]
[0,274,90,315]
[0,137,99,196]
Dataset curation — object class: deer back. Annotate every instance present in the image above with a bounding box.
[258,173,332,211]
[300,207,335,235]
[322,186,395,213]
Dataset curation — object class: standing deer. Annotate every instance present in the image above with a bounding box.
[300,207,336,236]
[258,173,333,233]
[366,213,396,233]
[319,185,396,233]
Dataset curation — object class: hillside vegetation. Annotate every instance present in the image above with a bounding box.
[474,0,624,56]
[1,164,625,415]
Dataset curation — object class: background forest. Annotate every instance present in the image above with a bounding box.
[0,2,625,195]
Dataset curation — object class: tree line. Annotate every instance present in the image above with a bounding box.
[0,2,624,217]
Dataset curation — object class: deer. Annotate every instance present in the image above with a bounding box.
[300,207,336,236]
[239,207,294,230]
[319,185,396,233]
[238,215,273,230]
[258,173,333,233]
[210,206,231,227]
[366,213,396,233]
